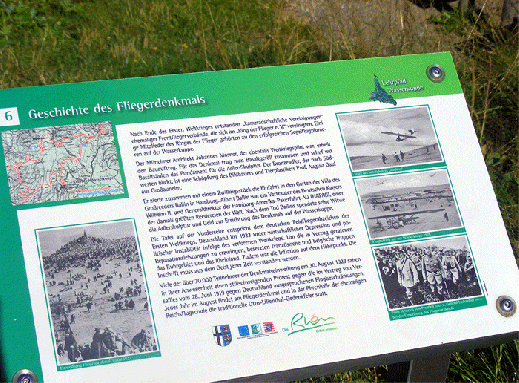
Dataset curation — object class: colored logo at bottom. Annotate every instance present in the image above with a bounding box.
[238,325,250,336]
[251,323,262,335]
[213,324,232,347]
[263,322,275,333]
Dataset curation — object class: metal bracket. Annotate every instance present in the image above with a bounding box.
[11,369,37,383]
[496,296,516,317]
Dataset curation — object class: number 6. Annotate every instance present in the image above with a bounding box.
[5,111,12,121]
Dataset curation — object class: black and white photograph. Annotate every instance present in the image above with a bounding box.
[374,236,482,310]
[337,106,442,172]
[355,169,462,239]
[36,219,158,366]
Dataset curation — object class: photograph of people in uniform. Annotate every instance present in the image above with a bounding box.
[36,219,158,366]
[374,236,482,310]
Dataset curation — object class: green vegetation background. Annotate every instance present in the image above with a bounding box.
[0,0,517,381]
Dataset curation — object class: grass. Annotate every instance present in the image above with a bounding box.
[0,0,517,381]
[0,0,326,84]
[449,340,519,382]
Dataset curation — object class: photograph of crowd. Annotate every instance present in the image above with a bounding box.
[374,236,482,309]
[337,106,442,172]
[36,220,158,366]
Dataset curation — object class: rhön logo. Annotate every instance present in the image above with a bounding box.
[283,313,337,336]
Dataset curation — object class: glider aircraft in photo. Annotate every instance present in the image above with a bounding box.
[381,129,418,141]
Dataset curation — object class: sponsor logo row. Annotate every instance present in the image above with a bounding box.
[213,312,337,347]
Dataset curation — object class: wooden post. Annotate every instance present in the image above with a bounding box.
[387,354,451,382]
[408,354,451,382]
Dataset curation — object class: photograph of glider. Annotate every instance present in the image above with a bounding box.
[337,106,443,172]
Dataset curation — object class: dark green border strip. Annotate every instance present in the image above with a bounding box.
[370,227,467,245]
[389,296,487,321]
[352,161,447,177]
[58,351,161,371]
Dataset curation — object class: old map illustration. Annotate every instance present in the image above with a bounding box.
[2,122,124,205]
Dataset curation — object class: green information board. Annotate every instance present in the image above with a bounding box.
[0,53,517,383]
